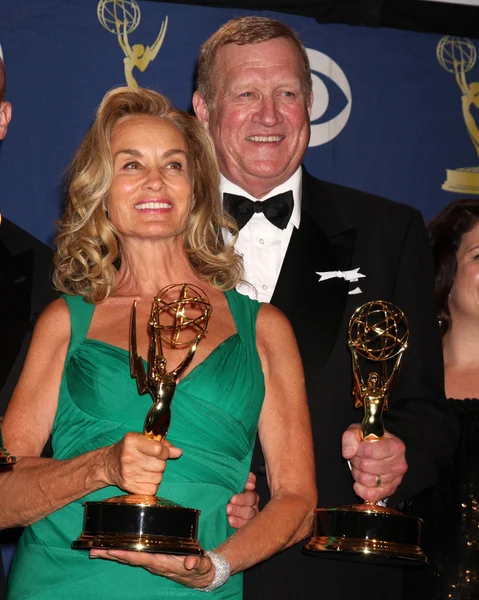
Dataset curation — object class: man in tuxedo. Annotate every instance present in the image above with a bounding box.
[0,52,56,597]
[0,51,56,422]
[192,16,457,600]
[0,51,11,600]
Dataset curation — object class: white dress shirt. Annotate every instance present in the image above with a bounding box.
[221,168,302,302]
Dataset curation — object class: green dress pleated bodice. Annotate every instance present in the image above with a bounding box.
[7,290,265,599]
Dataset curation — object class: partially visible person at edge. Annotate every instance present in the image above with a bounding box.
[0,54,11,140]
[0,48,12,600]
[405,199,479,600]
[1,86,316,600]
[191,15,458,600]
[0,48,61,597]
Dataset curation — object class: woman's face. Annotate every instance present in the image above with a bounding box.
[107,114,192,241]
[449,222,479,322]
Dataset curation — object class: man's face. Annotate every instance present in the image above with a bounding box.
[193,38,312,198]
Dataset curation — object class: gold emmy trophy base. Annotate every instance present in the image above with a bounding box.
[304,301,426,566]
[72,494,202,554]
[73,284,212,555]
[304,503,425,566]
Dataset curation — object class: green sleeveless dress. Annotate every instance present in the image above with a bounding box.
[7,290,265,599]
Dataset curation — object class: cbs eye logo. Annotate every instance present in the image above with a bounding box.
[306,48,352,147]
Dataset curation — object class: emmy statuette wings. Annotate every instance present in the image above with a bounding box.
[304,300,427,565]
[97,0,168,88]
[72,284,212,554]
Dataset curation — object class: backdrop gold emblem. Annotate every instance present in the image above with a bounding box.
[97,0,168,88]
[437,36,479,194]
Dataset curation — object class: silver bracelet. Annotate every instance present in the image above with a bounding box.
[195,550,231,592]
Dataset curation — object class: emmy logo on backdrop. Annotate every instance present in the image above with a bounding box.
[437,36,479,194]
[73,284,212,554]
[98,0,168,88]
[304,301,426,565]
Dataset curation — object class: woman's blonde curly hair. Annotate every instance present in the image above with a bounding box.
[53,86,242,303]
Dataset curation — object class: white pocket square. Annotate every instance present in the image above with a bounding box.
[316,268,365,295]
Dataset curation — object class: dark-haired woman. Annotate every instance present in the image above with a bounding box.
[405,199,479,600]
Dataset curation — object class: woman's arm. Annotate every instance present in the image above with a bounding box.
[216,303,316,570]
[92,304,317,588]
[0,299,179,528]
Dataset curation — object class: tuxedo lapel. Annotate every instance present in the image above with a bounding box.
[0,239,33,387]
[271,171,356,371]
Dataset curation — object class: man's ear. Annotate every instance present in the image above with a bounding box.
[192,91,209,129]
[0,101,12,140]
[307,92,314,118]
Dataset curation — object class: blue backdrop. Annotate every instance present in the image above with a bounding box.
[1,0,478,246]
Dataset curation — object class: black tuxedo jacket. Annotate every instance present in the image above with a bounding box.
[0,217,57,599]
[0,217,57,412]
[244,171,458,600]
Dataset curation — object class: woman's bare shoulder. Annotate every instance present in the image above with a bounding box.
[256,303,294,338]
[33,297,71,343]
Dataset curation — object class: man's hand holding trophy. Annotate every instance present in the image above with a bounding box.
[305,300,427,565]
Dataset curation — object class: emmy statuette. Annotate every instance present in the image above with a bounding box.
[0,418,15,466]
[304,300,426,565]
[97,0,168,88]
[73,284,212,554]
[436,36,479,194]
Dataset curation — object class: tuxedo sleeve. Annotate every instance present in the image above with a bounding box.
[383,208,459,505]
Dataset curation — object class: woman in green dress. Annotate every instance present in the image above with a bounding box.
[0,87,316,599]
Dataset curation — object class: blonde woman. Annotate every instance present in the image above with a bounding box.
[1,87,315,600]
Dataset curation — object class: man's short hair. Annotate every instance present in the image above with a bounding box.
[197,16,312,107]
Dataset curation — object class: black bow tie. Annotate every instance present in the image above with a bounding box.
[223,190,294,230]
